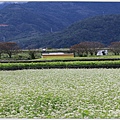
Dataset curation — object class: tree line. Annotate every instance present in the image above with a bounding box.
[70,41,120,56]
[0,42,40,59]
[0,41,120,59]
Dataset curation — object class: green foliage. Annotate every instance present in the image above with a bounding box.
[1,2,120,48]
[0,50,42,60]
[0,60,120,70]
[9,14,120,49]
[47,14,120,48]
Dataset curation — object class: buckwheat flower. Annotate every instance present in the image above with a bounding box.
[19,106,24,111]
[11,110,16,114]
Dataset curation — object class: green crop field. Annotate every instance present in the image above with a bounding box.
[0,69,120,118]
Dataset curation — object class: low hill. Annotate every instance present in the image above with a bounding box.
[12,14,120,48]
[49,14,120,48]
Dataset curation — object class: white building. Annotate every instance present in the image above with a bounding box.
[97,50,108,56]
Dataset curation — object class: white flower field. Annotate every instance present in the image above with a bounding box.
[0,69,120,118]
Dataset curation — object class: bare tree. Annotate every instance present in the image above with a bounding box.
[2,42,19,58]
[0,42,5,58]
[70,41,104,56]
[86,41,104,55]
[70,43,85,56]
[109,41,120,55]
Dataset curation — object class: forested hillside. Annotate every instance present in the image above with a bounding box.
[0,2,9,9]
[11,14,120,48]
[0,2,120,48]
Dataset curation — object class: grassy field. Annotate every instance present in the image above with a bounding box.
[0,69,120,118]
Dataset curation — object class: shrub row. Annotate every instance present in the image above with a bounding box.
[0,58,120,63]
[0,61,120,70]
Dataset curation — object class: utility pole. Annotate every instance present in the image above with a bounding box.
[103,11,105,16]
[51,28,53,33]
[2,36,5,42]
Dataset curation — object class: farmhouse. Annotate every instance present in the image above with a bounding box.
[42,52,74,58]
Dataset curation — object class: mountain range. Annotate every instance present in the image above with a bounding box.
[0,2,120,48]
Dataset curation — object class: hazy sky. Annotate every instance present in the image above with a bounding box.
[0,1,28,4]
[0,2,4,4]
